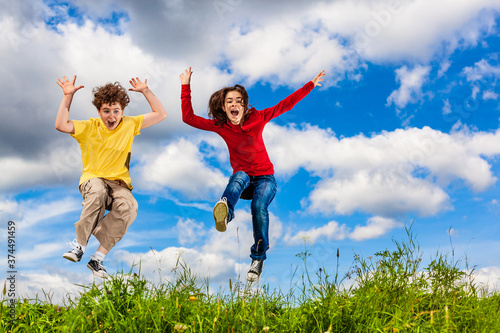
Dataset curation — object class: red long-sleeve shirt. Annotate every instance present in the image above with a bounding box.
[181,81,315,176]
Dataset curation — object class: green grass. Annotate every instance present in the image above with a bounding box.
[2,226,500,332]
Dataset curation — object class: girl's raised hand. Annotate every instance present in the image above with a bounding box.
[56,75,84,95]
[129,77,148,93]
[312,70,325,87]
[180,67,192,85]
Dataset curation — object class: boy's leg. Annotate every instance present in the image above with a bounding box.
[86,244,110,279]
[214,171,250,231]
[92,179,138,252]
[64,178,110,262]
[247,175,277,281]
[75,178,110,246]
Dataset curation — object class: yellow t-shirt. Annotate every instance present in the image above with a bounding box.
[71,115,144,189]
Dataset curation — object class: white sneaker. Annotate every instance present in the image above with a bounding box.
[213,197,229,232]
[246,259,264,282]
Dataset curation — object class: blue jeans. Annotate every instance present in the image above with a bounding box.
[221,171,277,261]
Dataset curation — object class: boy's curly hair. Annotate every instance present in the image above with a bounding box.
[92,82,130,110]
[208,84,251,128]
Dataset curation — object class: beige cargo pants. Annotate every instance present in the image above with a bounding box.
[75,178,138,251]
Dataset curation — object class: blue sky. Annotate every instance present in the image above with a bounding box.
[1,0,500,303]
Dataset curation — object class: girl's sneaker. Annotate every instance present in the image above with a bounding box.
[213,197,229,232]
[62,239,84,262]
[246,259,263,282]
[87,256,109,279]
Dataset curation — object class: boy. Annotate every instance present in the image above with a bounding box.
[55,75,166,278]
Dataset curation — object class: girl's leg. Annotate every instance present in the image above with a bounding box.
[249,175,277,261]
[221,171,251,222]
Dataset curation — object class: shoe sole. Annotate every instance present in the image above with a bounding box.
[246,271,260,282]
[63,253,81,262]
[213,202,228,232]
[87,263,110,279]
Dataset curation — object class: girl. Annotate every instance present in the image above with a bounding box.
[180,67,325,282]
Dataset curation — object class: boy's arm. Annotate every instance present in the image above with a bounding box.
[129,78,167,129]
[55,75,84,134]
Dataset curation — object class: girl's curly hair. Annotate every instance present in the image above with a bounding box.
[208,85,251,127]
[92,82,130,110]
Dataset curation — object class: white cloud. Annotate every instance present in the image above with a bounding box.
[117,246,236,286]
[386,65,431,109]
[308,170,450,216]
[115,209,284,287]
[442,99,452,115]
[473,266,500,292]
[265,124,500,217]
[483,90,499,100]
[283,221,349,246]
[17,241,67,263]
[462,59,500,82]
[176,218,206,246]
[0,198,21,221]
[350,216,402,241]
[462,58,500,100]
[134,137,228,201]
[1,0,499,194]
[344,0,500,62]
[18,196,81,229]
[132,122,500,219]
[438,60,452,77]
[224,21,362,87]
[201,210,284,260]
[284,216,402,245]
[16,271,93,305]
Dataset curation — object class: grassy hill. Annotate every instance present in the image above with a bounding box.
[2,227,499,332]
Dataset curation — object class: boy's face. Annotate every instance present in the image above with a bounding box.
[222,90,244,125]
[98,103,123,130]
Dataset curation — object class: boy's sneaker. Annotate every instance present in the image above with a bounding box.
[62,239,84,262]
[213,197,229,232]
[87,256,109,279]
[246,259,264,282]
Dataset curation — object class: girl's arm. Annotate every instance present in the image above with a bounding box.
[312,70,325,87]
[128,77,167,129]
[261,70,325,122]
[55,75,84,134]
[180,67,217,131]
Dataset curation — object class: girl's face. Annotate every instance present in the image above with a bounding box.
[223,90,244,125]
[98,102,123,130]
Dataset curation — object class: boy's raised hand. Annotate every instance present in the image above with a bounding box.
[129,77,149,93]
[57,75,84,95]
[312,70,326,87]
[180,67,192,85]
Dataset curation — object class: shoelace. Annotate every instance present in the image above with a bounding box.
[66,239,81,251]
